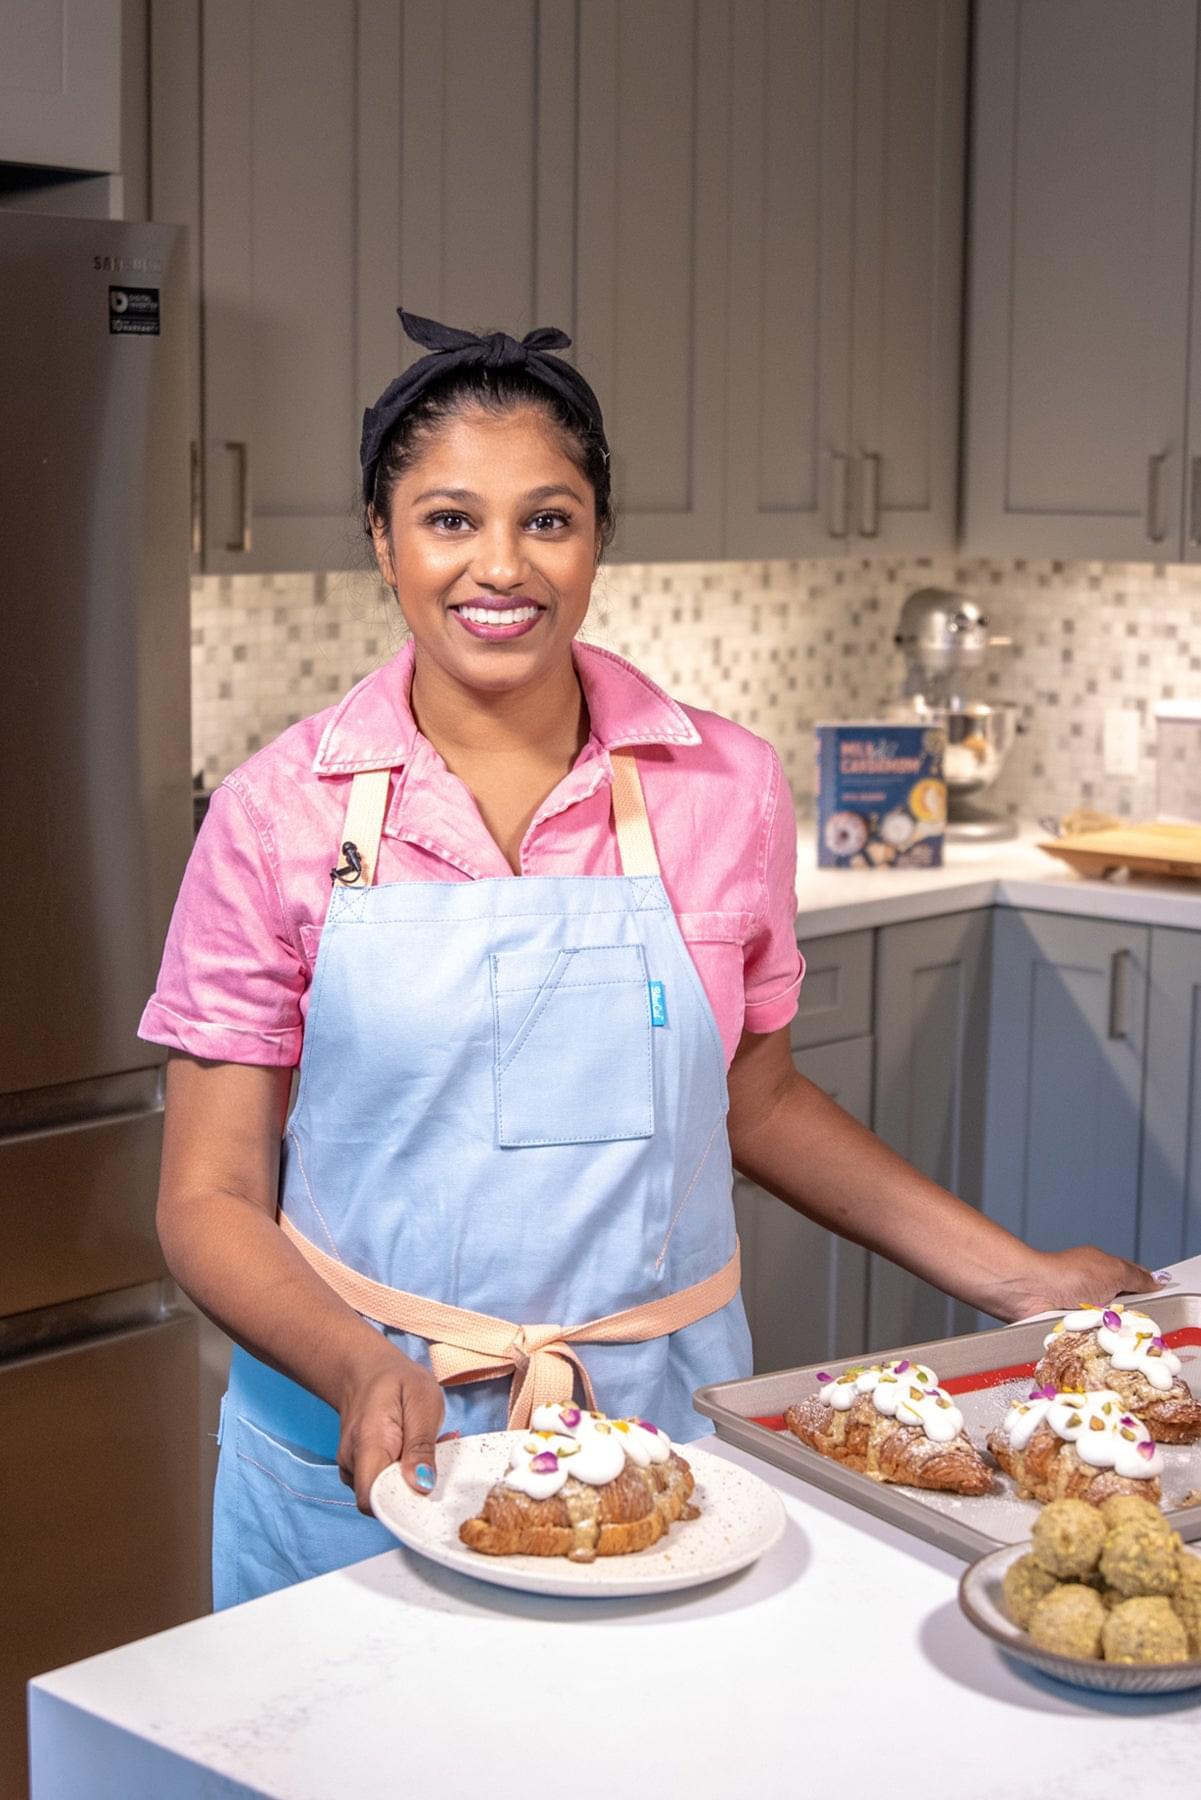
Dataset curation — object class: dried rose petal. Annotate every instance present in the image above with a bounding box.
[1120,1416,1136,1427]
[816,1371,833,1384]
[530,1451,560,1474]
[1152,1335,1166,1351]
[894,1359,911,1374]
[559,1406,582,1429]
[1028,1383,1058,1402]
[1137,1440,1157,1460]
[1102,1309,1121,1330]
[637,1419,660,1434]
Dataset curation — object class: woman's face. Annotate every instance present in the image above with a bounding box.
[372,405,600,698]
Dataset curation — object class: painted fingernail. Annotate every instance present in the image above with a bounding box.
[1155,1270,1173,1284]
[415,1463,436,1492]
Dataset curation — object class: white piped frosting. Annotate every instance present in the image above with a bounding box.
[1001,1386,1164,1480]
[818,1359,965,1444]
[502,1405,672,1500]
[1044,1304,1182,1393]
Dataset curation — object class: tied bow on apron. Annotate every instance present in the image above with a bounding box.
[279,1212,740,1430]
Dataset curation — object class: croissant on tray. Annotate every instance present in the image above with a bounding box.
[1034,1305,1201,1444]
[783,1360,993,1496]
[987,1386,1164,1507]
[458,1405,697,1563]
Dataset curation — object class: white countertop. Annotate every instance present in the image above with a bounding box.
[28,1260,1201,1800]
[794,824,1201,938]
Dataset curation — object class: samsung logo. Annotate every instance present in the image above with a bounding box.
[92,254,163,275]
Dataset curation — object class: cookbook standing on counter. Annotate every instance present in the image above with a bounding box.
[140,312,1152,1607]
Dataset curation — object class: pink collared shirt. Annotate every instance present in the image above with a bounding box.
[140,642,804,1069]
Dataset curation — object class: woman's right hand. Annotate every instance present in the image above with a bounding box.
[336,1343,447,1514]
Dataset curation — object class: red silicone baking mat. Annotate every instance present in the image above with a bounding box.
[692,1299,1201,1562]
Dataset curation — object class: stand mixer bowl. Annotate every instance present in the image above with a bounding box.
[942,702,1021,798]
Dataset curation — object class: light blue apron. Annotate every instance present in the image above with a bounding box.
[212,749,751,1608]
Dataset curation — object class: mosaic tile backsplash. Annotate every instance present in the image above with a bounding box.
[191,555,1201,824]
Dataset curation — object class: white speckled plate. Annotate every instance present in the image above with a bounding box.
[959,1543,1201,1694]
[370,1432,786,1598]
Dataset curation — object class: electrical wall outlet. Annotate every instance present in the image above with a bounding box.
[1103,708,1140,778]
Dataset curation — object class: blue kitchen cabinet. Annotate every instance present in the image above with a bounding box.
[735,930,874,1372]
[982,909,1149,1263]
[866,909,992,1351]
[735,1034,873,1374]
[1139,926,1201,1267]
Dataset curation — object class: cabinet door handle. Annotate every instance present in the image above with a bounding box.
[826,450,849,539]
[225,441,252,554]
[859,450,881,538]
[1190,455,1201,546]
[1145,451,1168,544]
[189,441,202,556]
[1108,947,1131,1042]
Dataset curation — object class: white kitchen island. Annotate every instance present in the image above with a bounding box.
[28,1262,1201,1800]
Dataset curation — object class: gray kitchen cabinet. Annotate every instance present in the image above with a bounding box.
[1138,927,1201,1267]
[153,0,578,573]
[724,0,853,558]
[848,0,966,554]
[0,0,121,172]
[790,928,874,1051]
[866,909,991,1352]
[725,0,966,559]
[736,1034,872,1374]
[355,0,576,424]
[196,0,365,573]
[964,0,1198,560]
[574,0,732,561]
[982,909,1149,1263]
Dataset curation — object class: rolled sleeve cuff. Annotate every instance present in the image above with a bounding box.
[138,999,302,1068]
[742,953,805,1035]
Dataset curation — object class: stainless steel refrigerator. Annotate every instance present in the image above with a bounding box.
[0,214,202,1798]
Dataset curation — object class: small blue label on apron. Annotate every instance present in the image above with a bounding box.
[648,980,668,1027]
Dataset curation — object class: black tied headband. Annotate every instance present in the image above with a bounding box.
[359,308,609,507]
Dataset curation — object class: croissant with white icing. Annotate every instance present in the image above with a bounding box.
[987,1387,1165,1507]
[459,1406,698,1563]
[784,1360,993,1495]
[1034,1306,1201,1444]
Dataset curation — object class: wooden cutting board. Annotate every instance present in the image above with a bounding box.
[1039,821,1201,881]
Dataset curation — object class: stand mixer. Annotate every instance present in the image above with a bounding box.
[892,588,1021,843]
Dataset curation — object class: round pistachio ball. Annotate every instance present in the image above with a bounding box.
[1098,1493,1172,1536]
[1172,1549,1201,1657]
[1100,1520,1181,1597]
[1002,1553,1060,1629]
[1102,1596,1189,1664]
[1028,1584,1106,1660]
[1031,1499,1106,1578]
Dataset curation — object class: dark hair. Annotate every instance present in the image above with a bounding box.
[363,363,616,552]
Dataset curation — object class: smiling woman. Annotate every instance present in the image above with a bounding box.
[141,308,1153,1613]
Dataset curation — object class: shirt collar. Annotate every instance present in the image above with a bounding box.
[310,638,701,776]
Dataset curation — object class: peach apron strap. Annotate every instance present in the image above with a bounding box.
[609,748,660,878]
[334,768,391,887]
[278,1211,740,1430]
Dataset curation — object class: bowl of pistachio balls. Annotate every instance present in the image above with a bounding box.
[959,1496,1201,1694]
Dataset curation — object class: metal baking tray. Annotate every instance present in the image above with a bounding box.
[693,1295,1201,1562]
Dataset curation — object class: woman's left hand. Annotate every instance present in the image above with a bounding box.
[998,1244,1159,1321]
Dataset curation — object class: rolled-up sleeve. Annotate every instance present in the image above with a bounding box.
[742,744,805,1033]
[138,782,306,1066]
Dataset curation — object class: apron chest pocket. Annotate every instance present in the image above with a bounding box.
[490,943,655,1147]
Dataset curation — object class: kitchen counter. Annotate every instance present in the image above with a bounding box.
[795,823,1201,939]
[28,1262,1201,1800]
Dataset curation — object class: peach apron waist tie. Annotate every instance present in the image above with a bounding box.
[279,1212,741,1430]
